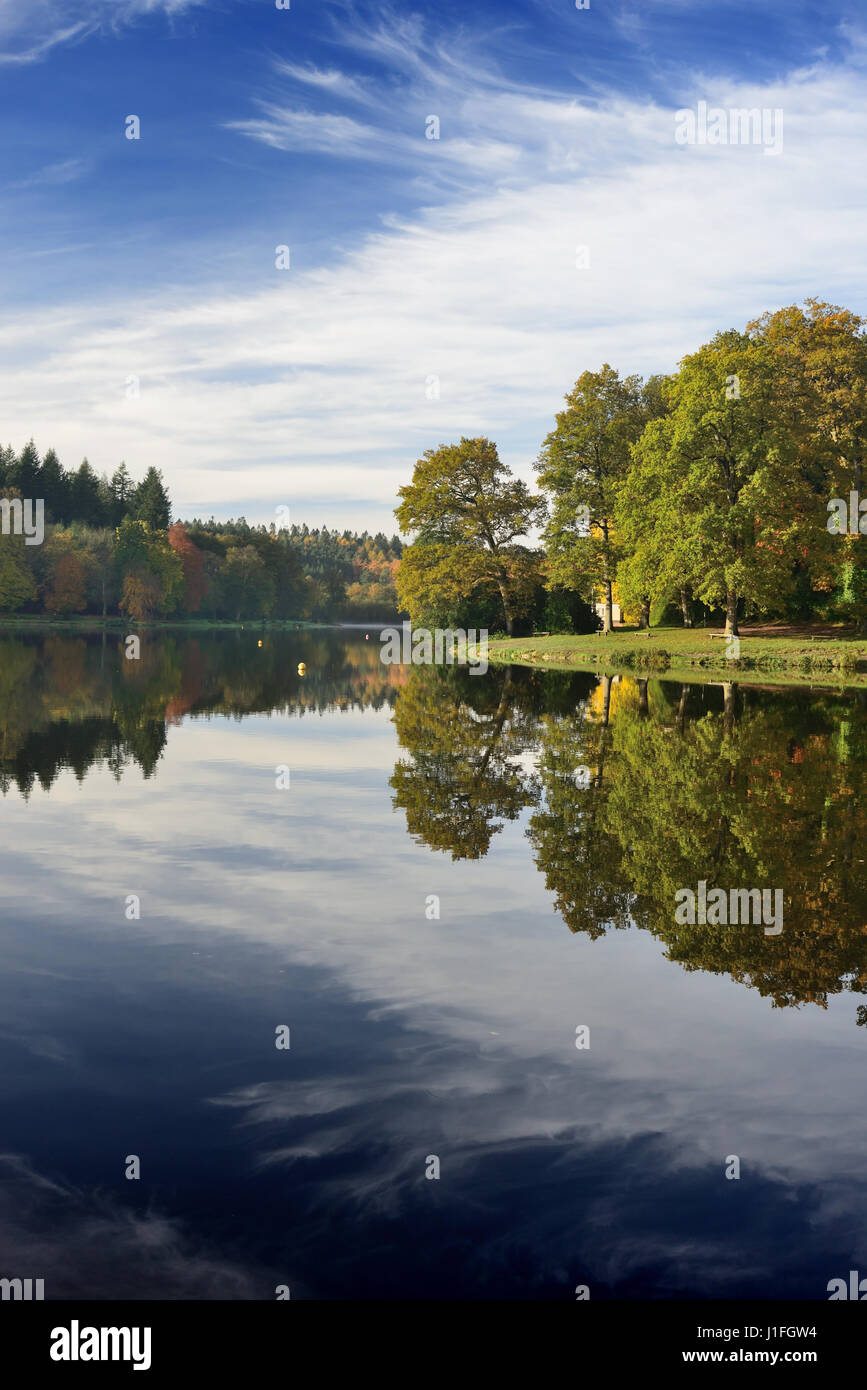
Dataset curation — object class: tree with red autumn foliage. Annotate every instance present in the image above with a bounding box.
[168,523,206,613]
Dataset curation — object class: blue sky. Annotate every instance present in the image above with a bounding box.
[0,0,865,530]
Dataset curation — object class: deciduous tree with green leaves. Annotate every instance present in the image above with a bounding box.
[221,544,274,621]
[618,332,811,636]
[41,530,91,614]
[535,365,648,633]
[395,437,544,635]
[114,518,183,618]
[0,537,36,611]
[0,485,37,611]
[748,299,867,627]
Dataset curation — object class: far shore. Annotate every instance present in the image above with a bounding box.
[0,616,393,632]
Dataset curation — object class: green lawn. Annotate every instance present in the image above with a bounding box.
[488,623,867,686]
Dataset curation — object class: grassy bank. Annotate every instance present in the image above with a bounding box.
[488,623,867,687]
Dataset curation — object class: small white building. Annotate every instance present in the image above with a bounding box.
[594,601,622,624]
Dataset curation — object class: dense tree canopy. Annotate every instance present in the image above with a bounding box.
[396,436,545,634]
[536,366,655,632]
[617,332,813,635]
[402,300,867,636]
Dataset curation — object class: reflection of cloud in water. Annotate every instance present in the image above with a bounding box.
[209,1045,867,1300]
[0,1155,262,1300]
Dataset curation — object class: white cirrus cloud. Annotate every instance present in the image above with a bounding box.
[0,0,208,64]
[271,58,379,107]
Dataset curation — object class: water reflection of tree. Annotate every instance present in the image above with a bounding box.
[390,665,540,859]
[0,631,406,795]
[530,676,867,1011]
[389,667,867,1010]
[527,675,635,937]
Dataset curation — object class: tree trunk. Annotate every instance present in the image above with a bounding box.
[601,577,613,635]
[724,590,739,637]
[497,578,514,636]
[637,678,649,716]
[722,680,736,733]
[676,684,688,732]
[600,673,612,726]
[639,598,650,629]
[679,587,692,628]
[476,669,514,777]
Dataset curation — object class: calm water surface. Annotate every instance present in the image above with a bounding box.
[1,628,866,1299]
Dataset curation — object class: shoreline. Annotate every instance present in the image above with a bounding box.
[0,617,387,633]
[488,625,867,689]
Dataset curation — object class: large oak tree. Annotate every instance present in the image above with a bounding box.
[535,365,650,633]
[618,332,811,635]
[395,436,544,635]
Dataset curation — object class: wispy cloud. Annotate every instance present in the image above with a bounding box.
[0,19,89,66]
[227,99,523,176]
[272,58,378,107]
[7,157,89,190]
[0,1154,263,1297]
[228,106,387,159]
[0,0,207,64]
[228,11,544,184]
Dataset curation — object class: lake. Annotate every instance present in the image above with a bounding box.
[0,627,865,1300]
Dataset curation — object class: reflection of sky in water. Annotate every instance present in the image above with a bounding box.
[0,637,866,1298]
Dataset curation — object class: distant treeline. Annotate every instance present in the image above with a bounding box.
[0,442,402,621]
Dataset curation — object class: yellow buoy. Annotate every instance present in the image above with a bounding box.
[297,662,306,675]
[258,640,263,648]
